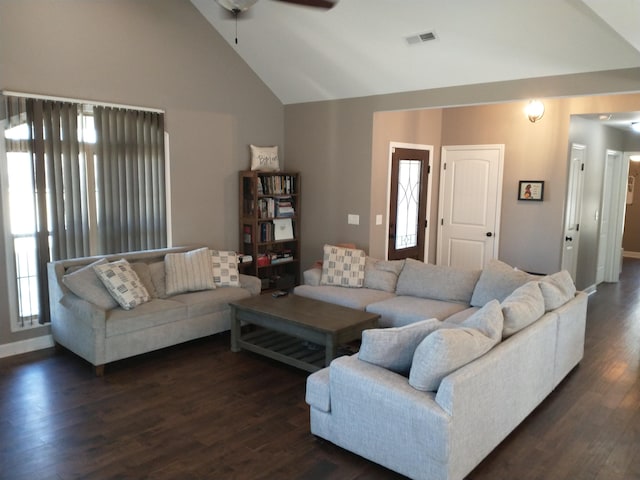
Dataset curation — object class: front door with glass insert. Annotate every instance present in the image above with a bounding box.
[388,147,429,261]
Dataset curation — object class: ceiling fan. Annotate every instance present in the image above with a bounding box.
[216,0,337,15]
[216,0,337,44]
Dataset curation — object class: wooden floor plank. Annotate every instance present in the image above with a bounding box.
[2,259,640,479]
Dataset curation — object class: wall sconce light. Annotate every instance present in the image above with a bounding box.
[525,100,545,123]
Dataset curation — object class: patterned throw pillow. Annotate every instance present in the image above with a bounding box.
[93,259,150,310]
[320,244,366,288]
[164,247,216,296]
[211,250,240,287]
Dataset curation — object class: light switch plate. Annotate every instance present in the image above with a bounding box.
[348,214,360,225]
[376,214,383,225]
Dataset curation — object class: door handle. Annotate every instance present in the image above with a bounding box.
[565,236,573,242]
[486,232,492,237]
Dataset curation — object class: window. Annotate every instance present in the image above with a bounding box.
[2,95,167,329]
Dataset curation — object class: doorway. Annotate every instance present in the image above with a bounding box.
[387,144,432,261]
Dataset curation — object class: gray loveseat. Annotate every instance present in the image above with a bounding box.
[298,253,588,480]
[48,246,261,375]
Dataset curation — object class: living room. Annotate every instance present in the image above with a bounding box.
[1,1,640,478]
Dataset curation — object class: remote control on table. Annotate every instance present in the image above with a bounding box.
[272,290,288,298]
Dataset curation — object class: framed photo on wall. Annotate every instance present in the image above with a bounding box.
[518,180,544,201]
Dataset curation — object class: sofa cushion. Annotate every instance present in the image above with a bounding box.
[409,300,503,391]
[62,258,119,310]
[358,318,443,374]
[105,298,187,337]
[93,259,151,310]
[293,285,395,311]
[470,259,535,307]
[395,258,480,304]
[364,257,405,293]
[539,270,576,311]
[366,296,470,328]
[501,281,545,338]
[165,247,216,296]
[320,244,367,288]
[171,287,252,318]
[210,250,240,287]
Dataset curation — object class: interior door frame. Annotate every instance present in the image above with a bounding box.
[600,149,626,282]
[386,142,434,261]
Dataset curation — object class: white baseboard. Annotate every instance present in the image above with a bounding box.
[623,250,640,259]
[0,334,54,359]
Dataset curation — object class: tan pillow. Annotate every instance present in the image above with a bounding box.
[165,247,216,296]
[250,144,279,172]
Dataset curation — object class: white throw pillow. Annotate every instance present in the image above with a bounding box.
[93,259,150,310]
[62,258,119,310]
[250,144,280,172]
[358,318,443,374]
[320,244,366,288]
[409,300,503,392]
[210,250,240,287]
[165,247,216,296]
[539,270,576,311]
[501,281,545,338]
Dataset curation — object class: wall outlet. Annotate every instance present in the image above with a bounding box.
[348,214,360,225]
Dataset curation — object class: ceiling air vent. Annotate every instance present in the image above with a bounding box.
[406,31,437,45]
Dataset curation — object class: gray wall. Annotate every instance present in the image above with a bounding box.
[285,85,640,291]
[0,0,284,346]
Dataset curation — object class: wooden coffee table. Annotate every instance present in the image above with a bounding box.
[229,294,379,372]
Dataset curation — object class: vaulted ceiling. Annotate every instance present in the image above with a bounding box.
[192,0,640,106]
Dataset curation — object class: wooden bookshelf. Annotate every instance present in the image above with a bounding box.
[239,170,300,292]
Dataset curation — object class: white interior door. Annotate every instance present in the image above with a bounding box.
[597,150,618,283]
[562,144,586,280]
[437,145,504,270]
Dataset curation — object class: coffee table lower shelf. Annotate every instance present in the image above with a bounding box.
[238,327,326,372]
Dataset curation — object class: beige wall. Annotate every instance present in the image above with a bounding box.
[286,81,640,291]
[0,0,284,347]
[370,109,443,263]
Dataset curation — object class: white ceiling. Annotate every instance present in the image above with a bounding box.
[192,0,640,106]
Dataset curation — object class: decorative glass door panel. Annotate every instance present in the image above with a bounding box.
[388,148,429,261]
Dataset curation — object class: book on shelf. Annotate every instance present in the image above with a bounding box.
[243,226,252,243]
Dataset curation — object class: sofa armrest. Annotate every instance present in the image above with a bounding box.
[59,294,108,329]
[239,274,261,296]
[327,355,450,464]
[303,267,322,286]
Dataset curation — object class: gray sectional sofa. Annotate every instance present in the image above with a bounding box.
[48,246,261,375]
[297,253,588,480]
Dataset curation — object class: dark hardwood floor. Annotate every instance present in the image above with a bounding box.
[2,260,640,480]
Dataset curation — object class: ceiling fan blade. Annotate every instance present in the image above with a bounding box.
[274,0,337,9]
